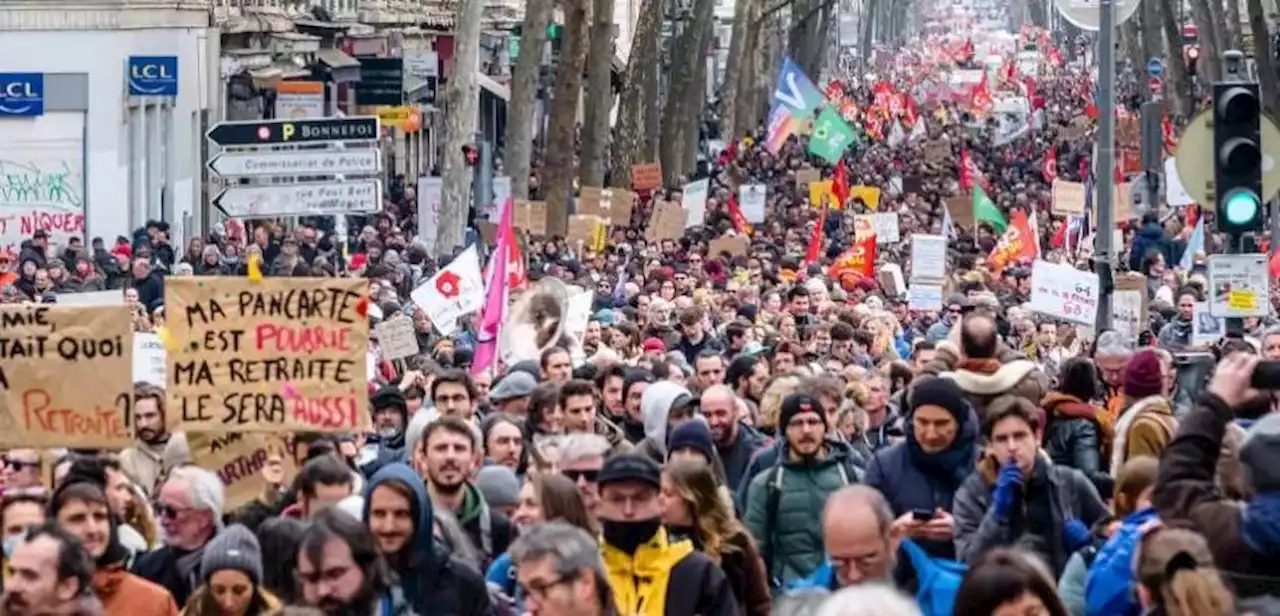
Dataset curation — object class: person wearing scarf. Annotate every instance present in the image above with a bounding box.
[1041,358,1115,498]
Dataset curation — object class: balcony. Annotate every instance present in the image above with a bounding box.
[0,0,211,30]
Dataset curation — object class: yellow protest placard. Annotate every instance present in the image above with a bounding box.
[164,277,370,434]
[0,306,133,448]
[809,180,836,208]
[187,431,297,512]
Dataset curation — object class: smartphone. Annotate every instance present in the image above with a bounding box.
[911,508,935,522]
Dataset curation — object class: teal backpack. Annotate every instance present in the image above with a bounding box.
[901,539,967,616]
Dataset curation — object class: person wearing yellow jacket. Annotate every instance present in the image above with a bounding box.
[597,453,739,616]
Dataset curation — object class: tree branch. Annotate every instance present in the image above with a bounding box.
[750,0,836,29]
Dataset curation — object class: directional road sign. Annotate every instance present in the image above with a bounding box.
[212,180,382,218]
[1146,58,1164,78]
[206,117,380,146]
[207,149,381,177]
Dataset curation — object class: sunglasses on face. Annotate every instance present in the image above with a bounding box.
[561,468,600,484]
[3,459,36,472]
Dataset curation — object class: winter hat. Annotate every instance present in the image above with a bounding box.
[1123,349,1164,399]
[490,371,537,402]
[1241,413,1280,493]
[667,419,716,463]
[200,524,263,585]
[370,385,408,416]
[778,393,827,431]
[642,337,667,353]
[475,466,522,509]
[908,378,970,425]
[597,453,662,489]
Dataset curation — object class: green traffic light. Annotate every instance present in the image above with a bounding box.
[1223,188,1261,225]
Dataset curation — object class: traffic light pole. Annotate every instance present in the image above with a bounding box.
[1094,0,1117,332]
[1217,51,1256,337]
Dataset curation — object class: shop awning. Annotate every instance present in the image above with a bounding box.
[477,72,509,103]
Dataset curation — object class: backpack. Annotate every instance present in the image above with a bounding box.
[761,456,862,587]
[1084,507,1161,616]
[900,539,966,616]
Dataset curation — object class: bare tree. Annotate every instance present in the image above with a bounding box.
[437,0,482,256]
[1159,0,1195,117]
[505,0,552,200]
[543,0,590,236]
[659,0,716,185]
[685,15,716,177]
[581,0,613,186]
[1247,0,1279,116]
[1225,0,1243,51]
[720,0,757,139]
[1140,0,1164,90]
[1189,0,1223,81]
[609,0,662,188]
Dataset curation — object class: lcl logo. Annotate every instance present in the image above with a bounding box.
[128,57,178,96]
[0,74,43,115]
[131,62,173,81]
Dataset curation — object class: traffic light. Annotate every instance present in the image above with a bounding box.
[462,144,479,166]
[1213,82,1264,234]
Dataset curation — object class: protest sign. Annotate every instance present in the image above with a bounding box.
[946,195,975,229]
[1207,254,1270,317]
[133,332,166,387]
[0,305,133,448]
[55,291,124,307]
[907,285,943,311]
[1112,273,1149,343]
[709,235,750,257]
[856,213,900,243]
[1051,179,1086,216]
[1193,302,1224,344]
[1029,260,1099,326]
[578,187,635,226]
[924,140,951,163]
[164,277,370,433]
[646,201,685,241]
[567,215,607,248]
[795,168,821,188]
[188,431,296,512]
[513,200,548,237]
[411,245,485,336]
[375,315,419,360]
[682,179,710,228]
[910,234,948,282]
[631,163,663,191]
[739,184,767,223]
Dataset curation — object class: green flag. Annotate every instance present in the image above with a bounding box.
[808,107,856,164]
[973,185,1007,233]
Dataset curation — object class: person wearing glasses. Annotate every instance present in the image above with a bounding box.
[131,466,224,607]
[510,521,614,616]
[2,450,43,492]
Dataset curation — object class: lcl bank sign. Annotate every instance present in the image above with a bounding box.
[0,73,44,117]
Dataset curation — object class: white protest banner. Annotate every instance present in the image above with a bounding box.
[133,332,166,386]
[682,179,710,228]
[417,177,443,252]
[55,291,124,306]
[1029,260,1099,326]
[487,176,512,222]
[564,291,594,342]
[907,285,943,311]
[910,234,948,281]
[374,315,419,360]
[411,245,485,336]
[856,213,900,244]
[739,184,767,223]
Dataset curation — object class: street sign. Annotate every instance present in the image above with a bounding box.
[205,117,380,146]
[213,180,382,218]
[207,150,381,177]
[1146,58,1164,78]
[1148,76,1163,94]
[1174,109,1280,204]
[1055,0,1140,31]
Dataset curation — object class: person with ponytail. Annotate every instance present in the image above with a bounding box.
[1135,527,1233,616]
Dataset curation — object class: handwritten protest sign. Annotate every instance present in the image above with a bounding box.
[568,215,607,248]
[631,163,663,191]
[645,201,685,241]
[165,277,370,433]
[924,140,951,163]
[579,187,634,226]
[0,305,133,448]
[1051,179,1086,216]
[375,315,419,360]
[188,431,296,512]
[946,195,975,229]
[1029,260,1099,326]
[133,332,166,386]
[513,200,548,237]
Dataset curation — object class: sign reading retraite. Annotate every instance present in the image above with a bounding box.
[164,277,370,433]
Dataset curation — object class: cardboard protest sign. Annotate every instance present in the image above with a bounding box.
[578,187,635,226]
[645,201,686,241]
[0,305,133,448]
[631,163,663,191]
[513,200,548,237]
[795,168,821,188]
[1112,273,1149,343]
[1051,179,1086,216]
[924,140,951,163]
[164,277,370,434]
[188,431,296,512]
[946,195,975,229]
[567,215,607,249]
[374,315,419,360]
[708,235,750,257]
[1090,182,1136,222]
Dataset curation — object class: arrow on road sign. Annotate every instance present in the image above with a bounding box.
[207,149,382,177]
[205,117,381,146]
[1146,58,1164,78]
[213,180,382,218]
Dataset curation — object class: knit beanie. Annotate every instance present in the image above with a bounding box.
[908,378,969,425]
[1241,413,1280,493]
[668,419,716,463]
[1123,349,1164,399]
[778,393,827,431]
[201,524,263,585]
[475,466,522,509]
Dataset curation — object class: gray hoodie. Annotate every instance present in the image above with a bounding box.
[639,381,693,457]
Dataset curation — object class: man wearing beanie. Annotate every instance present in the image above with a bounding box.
[744,393,865,587]
[1109,348,1177,475]
[474,466,522,518]
[597,453,739,616]
[364,385,411,476]
[48,474,179,615]
[192,524,281,614]
[1152,352,1280,599]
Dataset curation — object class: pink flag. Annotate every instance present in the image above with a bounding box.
[471,198,514,375]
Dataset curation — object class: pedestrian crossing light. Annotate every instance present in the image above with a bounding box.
[1213,82,1264,234]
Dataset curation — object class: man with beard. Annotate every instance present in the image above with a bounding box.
[49,474,178,614]
[119,383,170,496]
[419,417,513,567]
[362,385,410,476]
[131,466,223,606]
[297,508,415,616]
[3,523,100,616]
[363,463,490,614]
[597,453,739,616]
[744,393,865,588]
[620,370,654,443]
[701,385,766,489]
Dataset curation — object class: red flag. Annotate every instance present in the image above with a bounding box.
[1051,221,1068,248]
[804,201,828,267]
[960,149,989,192]
[1042,148,1058,184]
[1162,113,1178,154]
[833,161,851,206]
[727,194,753,235]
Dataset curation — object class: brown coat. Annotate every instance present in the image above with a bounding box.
[920,341,1051,423]
[93,565,179,616]
[719,529,771,616]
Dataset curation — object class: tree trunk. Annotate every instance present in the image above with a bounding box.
[733,2,765,139]
[505,0,552,200]
[1192,0,1225,80]
[1225,0,1243,51]
[641,0,663,161]
[581,0,613,187]
[659,0,715,186]
[720,0,755,139]
[1159,0,1195,117]
[437,0,482,257]
[859,0,878,65]
[684,14,716,180]
[544,0,590,237]
[610,0,662,188]
[1247,0,1280,116]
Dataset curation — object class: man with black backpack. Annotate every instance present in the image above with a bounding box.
[743,393,865,588]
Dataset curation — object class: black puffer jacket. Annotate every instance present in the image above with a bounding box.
[1040,393,1114,498]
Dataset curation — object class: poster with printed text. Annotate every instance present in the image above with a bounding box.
[164,277,370,433]
[0,113,86,255]
[0,305,133,448]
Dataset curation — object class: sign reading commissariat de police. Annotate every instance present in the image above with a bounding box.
[206,117,380,146]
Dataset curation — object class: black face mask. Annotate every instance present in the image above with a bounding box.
[602,517,662,554]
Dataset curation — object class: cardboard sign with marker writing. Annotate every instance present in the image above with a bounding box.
[946,195,975,230]
[567,215,607,249]
[0,305,133,448]
[375,315,419,360]
[1062,115,1092,140]
[1051,179,1086,216]
[188,431,296,512]
[164,277,370,434]
[514,200,548,237]
[924,140,951,163]
[1091,182,1136,222]
[645,201,686,241]
[578,187,635,226]
[631,163,663,191]
[708,235,750,257]
[795,168,821,188]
